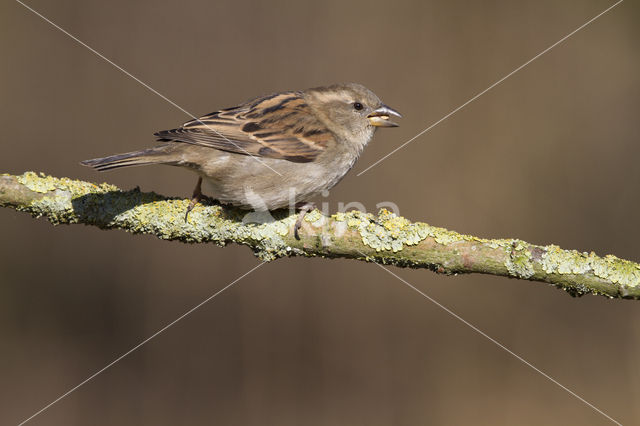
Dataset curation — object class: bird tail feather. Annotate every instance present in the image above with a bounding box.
[80,146,177,171]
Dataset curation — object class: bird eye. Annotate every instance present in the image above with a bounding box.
[353,102,363,111]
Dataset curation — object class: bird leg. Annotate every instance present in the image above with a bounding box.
[185,177,203,221]
[294,202,315,240]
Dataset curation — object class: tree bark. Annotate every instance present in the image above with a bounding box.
[2,172,639,299]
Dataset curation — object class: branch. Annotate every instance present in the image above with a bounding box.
[2,171,639,299]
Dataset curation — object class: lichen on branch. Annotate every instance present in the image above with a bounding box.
[2,171,640,300]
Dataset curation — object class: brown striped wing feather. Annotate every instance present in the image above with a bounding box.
[154,92,331,163]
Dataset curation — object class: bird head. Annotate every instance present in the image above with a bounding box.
[304,83,401,144]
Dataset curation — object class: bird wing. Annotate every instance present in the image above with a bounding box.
[154,92,332,163]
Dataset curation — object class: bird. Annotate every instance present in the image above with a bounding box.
[81,83,401,239]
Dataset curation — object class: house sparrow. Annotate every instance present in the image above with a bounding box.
[81,83,401,238]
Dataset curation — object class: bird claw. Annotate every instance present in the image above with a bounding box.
[184,177,203,222]
[294,202,315,240]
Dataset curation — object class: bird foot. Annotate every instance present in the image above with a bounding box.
[294,202,315,240]
[184,177,203,221]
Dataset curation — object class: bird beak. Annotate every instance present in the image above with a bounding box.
[367,105,402,127]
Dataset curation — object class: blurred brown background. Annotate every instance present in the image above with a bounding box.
[1,0,639,424]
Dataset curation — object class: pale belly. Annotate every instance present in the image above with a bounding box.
[197,152,356,210]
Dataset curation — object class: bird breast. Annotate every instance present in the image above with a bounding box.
[198,143,363,210]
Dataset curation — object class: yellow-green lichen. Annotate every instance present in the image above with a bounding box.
[505,240,535,279]
[429,227,466,245]
[484,238,508,249]
[589,254,640,289]
[17,171,117,195]
[333,212,347,222]
[541,246,640,291]
[541,245,591,275]
[335,209,490,253]
[340,209,432,252]
[304,209,323,223]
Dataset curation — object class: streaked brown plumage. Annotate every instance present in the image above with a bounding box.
[81,83,400,216]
